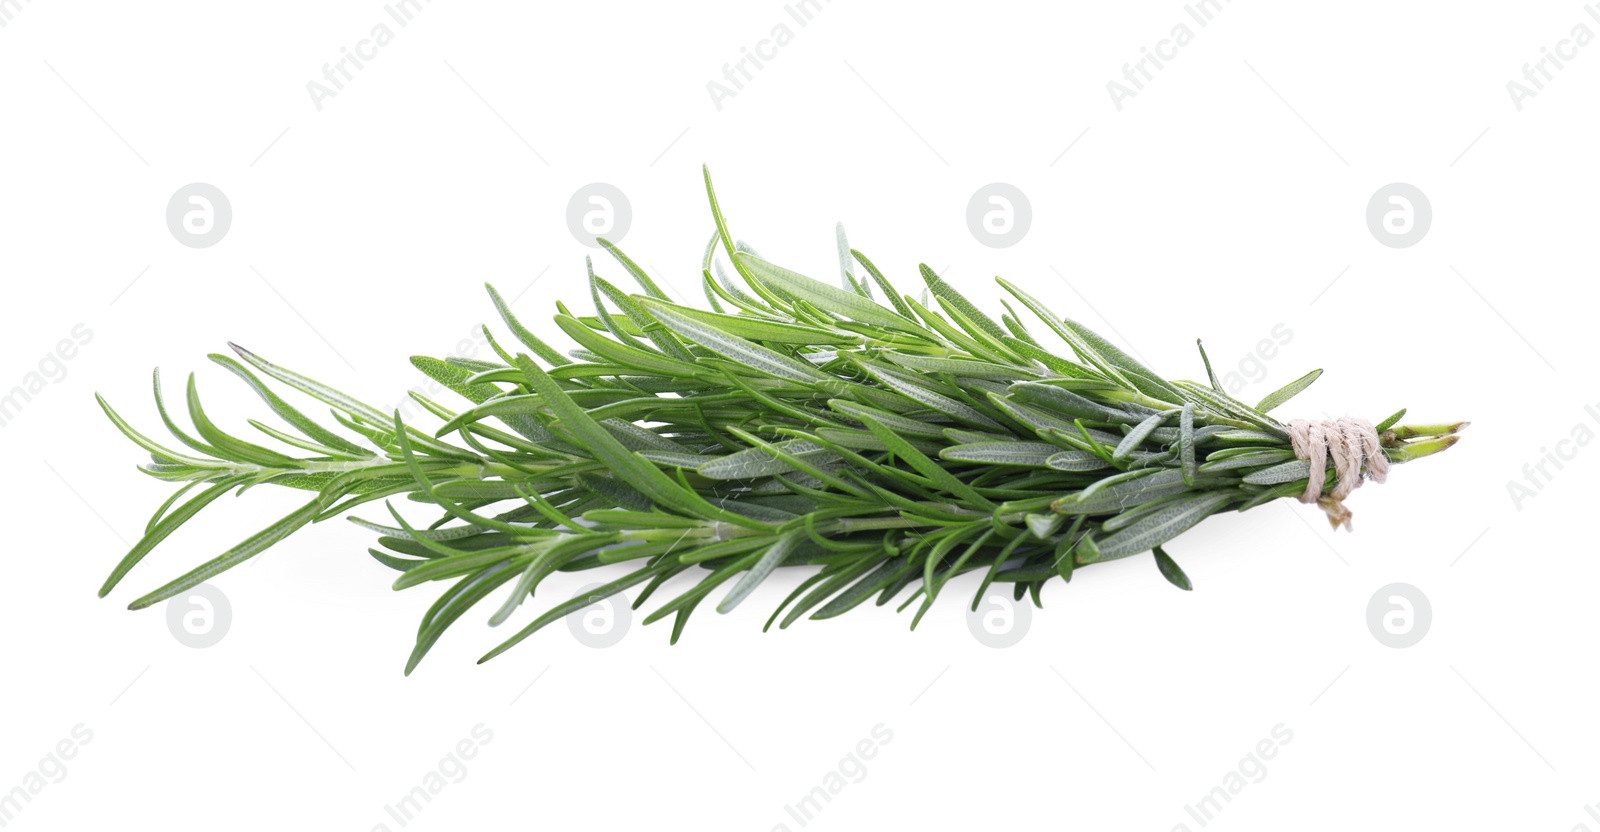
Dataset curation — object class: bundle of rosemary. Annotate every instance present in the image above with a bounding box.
[97,168,1463,671]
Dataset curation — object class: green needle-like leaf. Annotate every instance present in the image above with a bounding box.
[718,530,801,614]
[1153,546,1193,591]
[636,298,834,386]
[1095,492,1235,561]
[738,253,934,337]
[127,497,326,610]
[1256,368,1323,413]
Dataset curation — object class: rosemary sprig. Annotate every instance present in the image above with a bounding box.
[97,166,1464,672]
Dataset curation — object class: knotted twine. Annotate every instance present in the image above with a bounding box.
[1285,417,1389,530]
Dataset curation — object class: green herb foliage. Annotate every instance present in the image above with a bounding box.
[97,167,1464,672]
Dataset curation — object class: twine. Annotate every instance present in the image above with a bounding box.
[1286,417,1389,530]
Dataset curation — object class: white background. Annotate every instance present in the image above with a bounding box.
[2,1,1596,829]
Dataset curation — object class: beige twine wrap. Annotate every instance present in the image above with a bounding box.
[1285,417,1389,530]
